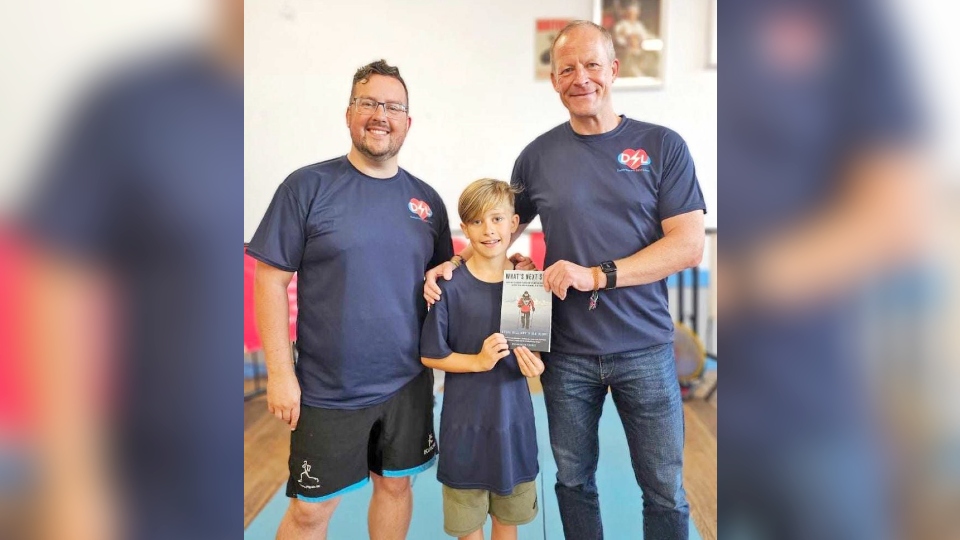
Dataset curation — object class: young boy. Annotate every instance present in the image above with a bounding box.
[420,179,545,540]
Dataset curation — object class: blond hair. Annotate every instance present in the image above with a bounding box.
[458,178,518,223]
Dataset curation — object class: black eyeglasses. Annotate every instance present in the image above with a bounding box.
[351,97,408,118]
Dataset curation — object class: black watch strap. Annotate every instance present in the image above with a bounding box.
[599,260,617,289]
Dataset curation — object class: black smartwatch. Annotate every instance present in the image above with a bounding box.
[599,260,617,289]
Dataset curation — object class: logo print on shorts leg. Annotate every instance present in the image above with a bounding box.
[423,433,436,455]
[298,460,322,489]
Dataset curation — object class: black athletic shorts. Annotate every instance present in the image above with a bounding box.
[286,368,437,502]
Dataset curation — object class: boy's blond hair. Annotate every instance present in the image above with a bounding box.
[458,178,519,223]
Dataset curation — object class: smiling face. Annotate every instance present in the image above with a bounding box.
[346,74,411,163]
[461,203,520,260]
[550,26,619,124]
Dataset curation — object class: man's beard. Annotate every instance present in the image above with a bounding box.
[353,126,404,162]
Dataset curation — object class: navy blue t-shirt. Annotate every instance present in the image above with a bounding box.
[420,265,539,494]
[512,116,706,356]
[247,156,453,409]
[23,50,244,539]
[722,0,920,448]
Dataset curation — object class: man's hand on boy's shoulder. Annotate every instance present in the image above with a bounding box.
[424,259,459,305]
[510,253,536,270]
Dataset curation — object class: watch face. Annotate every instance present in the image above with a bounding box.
[601,261,617,273]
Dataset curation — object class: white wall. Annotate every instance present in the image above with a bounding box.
[0,1,213,213]
[244,0,717,241]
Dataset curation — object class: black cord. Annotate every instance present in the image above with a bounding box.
[541,472,548,538]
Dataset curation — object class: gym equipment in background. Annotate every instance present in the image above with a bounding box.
[674,321,706,400]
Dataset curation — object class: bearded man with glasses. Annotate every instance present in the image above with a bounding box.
[249,59,453,540]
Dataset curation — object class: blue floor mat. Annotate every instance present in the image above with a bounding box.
[245,393,702,539]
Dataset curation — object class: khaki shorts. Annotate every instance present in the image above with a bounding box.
[442,480,538,537]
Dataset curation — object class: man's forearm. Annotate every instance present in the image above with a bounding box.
[746,153,924,307]
[613,215,704,288]
[29,253,119,540]
[254,278,296,378]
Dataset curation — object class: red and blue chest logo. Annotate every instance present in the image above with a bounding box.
[408,198,433,221]
[618,148,651,170]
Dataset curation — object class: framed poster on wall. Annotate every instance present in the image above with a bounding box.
[594,0,666,88]
[535,19,573,80]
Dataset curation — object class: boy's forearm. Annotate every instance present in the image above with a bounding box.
[421,353,480,373]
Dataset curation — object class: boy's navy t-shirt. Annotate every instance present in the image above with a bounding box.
[512,116,706,355]
[247,156,453,409]
[420,265,539,495]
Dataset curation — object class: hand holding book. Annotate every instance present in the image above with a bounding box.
[514,346,545,378]
[474,333,510,372]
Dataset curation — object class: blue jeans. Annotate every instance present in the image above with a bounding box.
[541,343,689,539]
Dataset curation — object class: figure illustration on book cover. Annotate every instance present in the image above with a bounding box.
[517,291,536,329]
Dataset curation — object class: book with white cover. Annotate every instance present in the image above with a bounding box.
[499,270,551,352]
